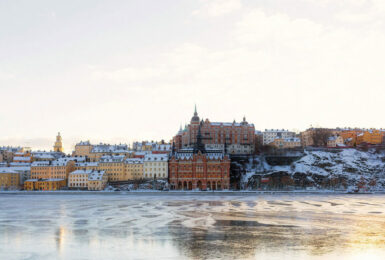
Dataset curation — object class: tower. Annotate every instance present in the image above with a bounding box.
[53,132,63,153]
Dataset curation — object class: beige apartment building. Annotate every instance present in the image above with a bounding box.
[68,169,91,189]
[143,154,168,179]
[88,170,108,190]
[125,158,143,180]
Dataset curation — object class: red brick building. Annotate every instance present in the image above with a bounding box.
[169,124,230,190]
[173,106,255,154]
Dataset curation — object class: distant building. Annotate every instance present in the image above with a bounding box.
[125,158,144,180]
[327,136,344,147]
[24,178,66,191]
[262,129,296,146]
[143,154,168,179]
[269,137,301,149]
[169,123,230,190]
[53,132,63,153]
[88,171,107,191]
[68,169,91,189]
[173,106,255,155]
[98,155,126,182]
[0,168,20,190]
[30,159,76,184]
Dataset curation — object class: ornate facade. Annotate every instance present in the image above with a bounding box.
[169,123,230,190]
[173,106,255,155]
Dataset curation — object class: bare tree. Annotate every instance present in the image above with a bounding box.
[311,128,333,147]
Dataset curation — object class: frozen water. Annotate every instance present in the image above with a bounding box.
[0,193,384,260]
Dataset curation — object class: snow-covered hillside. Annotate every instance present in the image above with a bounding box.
[243,149,385,191]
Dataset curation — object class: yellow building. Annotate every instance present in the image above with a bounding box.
[356,130,383,145]
[88,171,108,190]
[53,132,63,153]
[0,168,20,189]
[73,141,93,157]
[31,159,76,183]
[24,178,66,191]
[125,158,144,180]
[75,162,99,171]
[97,155,127,181]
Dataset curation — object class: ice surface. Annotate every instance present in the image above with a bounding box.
[0,193,385,260]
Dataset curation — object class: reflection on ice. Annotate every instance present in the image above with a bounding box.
[0,193,384,259]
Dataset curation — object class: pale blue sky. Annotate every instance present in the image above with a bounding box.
[1,0,385,152]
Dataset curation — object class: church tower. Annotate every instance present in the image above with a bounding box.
[53,132,63,152]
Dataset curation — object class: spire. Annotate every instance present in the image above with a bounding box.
[191,104,200,123]
[194,121,205,153]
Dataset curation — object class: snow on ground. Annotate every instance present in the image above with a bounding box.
[245,149,385,190]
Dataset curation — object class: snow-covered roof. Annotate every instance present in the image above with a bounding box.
[88,171,106,181]
[125,158,143,164]
[31,161,50,167]
[144,154,168,162]
[70,169,93,175]
[76,141,91,146]
[0,168,18,174]
[13,156,31,161]
[99,155,125,163]
[10,162,31,167]
[75,162,99,167]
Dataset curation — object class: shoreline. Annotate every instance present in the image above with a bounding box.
[1,190,384,196]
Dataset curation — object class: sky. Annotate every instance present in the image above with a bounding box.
[1,0,385,153]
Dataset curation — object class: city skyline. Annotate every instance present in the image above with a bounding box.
[2,0,385,152]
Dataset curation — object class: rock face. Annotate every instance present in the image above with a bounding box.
[243,149,385,191]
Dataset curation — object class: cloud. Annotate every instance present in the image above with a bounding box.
[192,0,242,17]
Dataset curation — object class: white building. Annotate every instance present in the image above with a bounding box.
[262,129,296,145]
[143,154,168,179]
[68,169,91,189]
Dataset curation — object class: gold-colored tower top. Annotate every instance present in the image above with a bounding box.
[53,132,63,152]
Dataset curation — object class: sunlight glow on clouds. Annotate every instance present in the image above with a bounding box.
[1,0,385,151]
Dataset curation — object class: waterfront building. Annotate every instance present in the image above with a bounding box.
[88,171,107,190]
[143,154,168,179]
[97,155,126,181]
[169,123,230,190]
[125,158,144,180]
[24,178,66,191]
[0,168,20,189]
[68,169,91,189]
[53,132,63,152]
[30,159,76,183]
[173,107,255,155]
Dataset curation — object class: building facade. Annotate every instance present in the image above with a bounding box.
[125,158,144,180]
[262,129,296,146]
[143,154,168,179]
[173,107,255,155]
[169,124,230,190]
[0,169,20,189]
[24,179,66,191]
[88,171,108,190]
